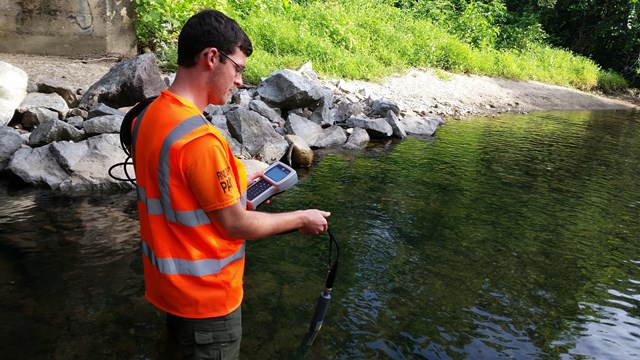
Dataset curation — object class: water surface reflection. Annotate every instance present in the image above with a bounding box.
[1,109,639,359]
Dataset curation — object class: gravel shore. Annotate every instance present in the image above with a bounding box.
[1,52,637,119]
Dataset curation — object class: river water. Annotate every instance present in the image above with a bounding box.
[1,109,639,359]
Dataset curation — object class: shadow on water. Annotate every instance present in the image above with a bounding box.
[0,186,166,359]
[1,109,640,359]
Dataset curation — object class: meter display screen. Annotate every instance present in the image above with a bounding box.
[265,165,289,182]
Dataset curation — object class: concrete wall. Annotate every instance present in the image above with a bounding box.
[0,0,136,57]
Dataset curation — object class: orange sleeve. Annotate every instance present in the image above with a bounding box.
[181,134,241,212]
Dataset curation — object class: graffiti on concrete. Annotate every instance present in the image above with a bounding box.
[72,0,94,33]
[15,0,94,35]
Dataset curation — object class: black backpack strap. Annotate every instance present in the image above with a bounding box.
[119,96,158,154]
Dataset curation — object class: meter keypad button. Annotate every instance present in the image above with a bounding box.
[248,180,271,200]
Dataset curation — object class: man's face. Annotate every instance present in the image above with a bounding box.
[207,48,246,105]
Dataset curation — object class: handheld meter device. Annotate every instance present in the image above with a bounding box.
[246,161,298,210]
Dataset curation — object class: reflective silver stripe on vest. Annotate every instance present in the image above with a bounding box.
[158,116,212,226]
[141,239,245,276]
[132,111,213,226]
[137,186,163,214]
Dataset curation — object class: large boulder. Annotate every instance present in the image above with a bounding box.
[226,108,289,163]
[0,61,28,126]
[7,134,134,191]
[284,113,324,146]
[79,53,167,110]
[256,69,327,110]
[7,145,69,189]
[51,134,135,192]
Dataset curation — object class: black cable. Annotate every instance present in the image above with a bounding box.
[305,229,340,346]
[107,156,136,186]
[325,229,339,289]
[108,96,157,186]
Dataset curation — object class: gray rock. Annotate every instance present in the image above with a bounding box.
[17,92,69,119]
[163,73,176,87]
[232,89,253,107]
[83,115,124,135]
[21,107,59,130]
[0,61,28,126]
[7,145,68,189]
[310,90,334,126]
[333,97,363,123]
[220,104,239,114]
[205,104,224,117]
[402,115,444,136]
[226,108,288,163]
[88,103,126,119]
[346,115,393,138]
[51,134,135,191]
[66,116,85,129]
[343,127,370,149]
[8,134,135,191]
[385,110,407,139]
[284,113,323,146]
[313,126,347,148]
[26,80,38,94]
[209,114,251,159]
[208,114,228,130]
[256,69,326,109]
[28,119,85,147]
[68,108,89,119]
[249,99,284,125]
[79,53,167,109]
[368,99,401,117]
[0,126,27,171]
[37,78,79,107]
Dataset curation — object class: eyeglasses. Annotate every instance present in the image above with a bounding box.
[219,51,245,76]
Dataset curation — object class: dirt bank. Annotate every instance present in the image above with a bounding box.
[1,52,637,118]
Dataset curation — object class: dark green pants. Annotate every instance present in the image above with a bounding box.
[166,306,242,360]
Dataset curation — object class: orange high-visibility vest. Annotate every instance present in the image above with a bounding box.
[132,90,247,318]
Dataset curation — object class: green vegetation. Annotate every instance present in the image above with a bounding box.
[135,0,636,93]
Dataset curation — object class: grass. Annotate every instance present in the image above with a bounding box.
[138,0,630,93]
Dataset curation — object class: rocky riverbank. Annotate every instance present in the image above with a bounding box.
[0,53,442,192]
[0,52,637,193]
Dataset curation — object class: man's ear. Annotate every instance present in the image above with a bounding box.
[202,47,217,68]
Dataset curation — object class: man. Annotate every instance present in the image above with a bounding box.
[130,10,330,359]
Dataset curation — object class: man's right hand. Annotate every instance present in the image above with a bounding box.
[298,210,331,235]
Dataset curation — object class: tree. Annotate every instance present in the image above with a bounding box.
[507,0,640,86]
